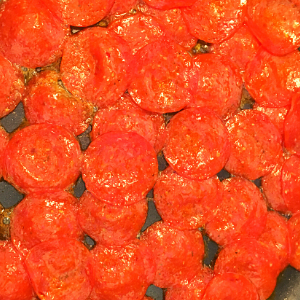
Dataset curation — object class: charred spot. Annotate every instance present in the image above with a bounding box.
[192,40,212,54]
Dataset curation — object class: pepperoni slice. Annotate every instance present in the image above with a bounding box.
[143,0,197,9]
[258,211,290,271]
[11,190,83,257]
[25,239,93,300]
[163,108,230,180]
[0,54,25,118]
[136,1,197,50]
[90,241,155,300]
[108,92,144,111]
[109,13,165,55]
[247,0,300,56]
[141,222,205,288]
[128,39,196,113]
[202,273,259,300]
[0,0,67,68]
[153,167,223,230]
[288,211,300,270]
[106,0,138,21]
[181,0,246,44]
[82,132,158,206]
[61,27,132,109]
[3,124,81,193]
[0,127,9,179]
[206,177,267,246]
[42,0,114,27]
[282,155,300,214]
[165,267,214,300]
[245,49,300,108]
[214,238,281,300]
[0,241,34,300]
[77,191,148,246]
[211,25,260,76]
[225,110,282,180]
[24,70,94,136]
[188,54,242,120]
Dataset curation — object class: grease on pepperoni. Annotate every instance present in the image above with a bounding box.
[288,211,300,271]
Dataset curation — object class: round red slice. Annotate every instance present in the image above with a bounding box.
[247,0,300,56]
[90,241,155,300]
[109,13,165,55]
[0,127,9,179]
[25,239,93,300]
[141,221,205,288]
[163,108,230,180]
[225,110,282,180]
[188,54,242,120]
[0,54,25,118]
[143,0,197,9]
[245,49,300,108]
[78,191,148,246]
[288,211,300,271]
[24,70,94,136]
[181,0,246,44]
[61,27,132,109]
[128,39,197,113]
[42,0,114,27]
[258,211,290,272]
[3,124,81,193]
[0,0,67,68]
[206,177,267,246]
[0,241,34,300]
[154,167,223,230]
[82,131,158,206]
[11,190,83,257]
[214,238,281,300]
[165,267,214,300]
[106,0,138,21]
[202,273,259,300]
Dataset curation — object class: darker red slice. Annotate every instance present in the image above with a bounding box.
[144,0,197,9]
[288,211,300,271]
[128,39,197,113]
[225,110,282,180]
[82,131,158,206]
[163,108,230,180]
[11,190,83,257]
[141,222,205,288]
[206,177,267,246]
[3,124,81,193]
[0,241,34,300]
[25,239,94,300]
[78,191,148,246]
[0,127,9,179]
[154,167,223,230]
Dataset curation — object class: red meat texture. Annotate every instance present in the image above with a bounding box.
[0,126,9,179]
[288,211,300,270]
[144,0,197,9]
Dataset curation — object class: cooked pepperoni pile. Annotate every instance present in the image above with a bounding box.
[0,0,300,299]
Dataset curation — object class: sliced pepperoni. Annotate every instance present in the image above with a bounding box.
[107,92,144,111]
[128,39,197,113]
[247,0,300,56]
[153,167,223,230]
[0,54,25,118]
[225,110,282,180]
[25,239,93,300]
[143,0,197,9]
[0,127,9,179]
[206,177,267,246]
[165,267,214,300]
[188,54,242,120]
[109,13,165,55]
[258,211,290,271]
[245,49,300,108]
[61,27,132,109]
[82,132,158,206]
[90,241,155,300]
[24,70,94,136]
[141,222,205,288]
[136,1,197,50]
[288,211,300,270]
[211,25,260,76]
[202,273,259,300]
[106,0,138,21]
[77,191,147,246]
[42,0,114,27]
[0,241,34,300]
[3,124,81,193]
[281,155,300,214]
[0,0,67,68]
[214,238,281,300]
[11,190,83,257]
[181,0,246,44]
[163,108,230,180]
